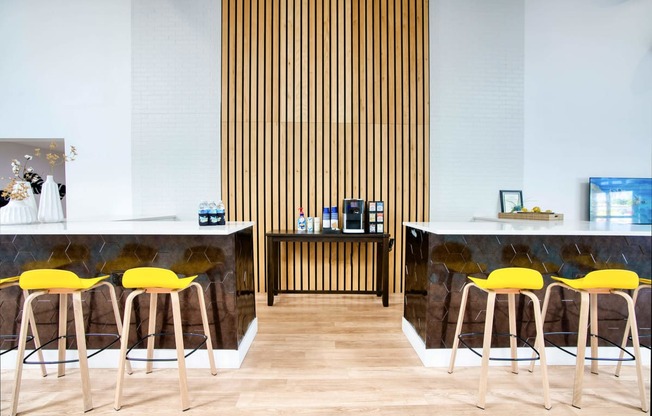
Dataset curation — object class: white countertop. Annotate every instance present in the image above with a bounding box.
[0,220,255,235]
[404,220,652,236]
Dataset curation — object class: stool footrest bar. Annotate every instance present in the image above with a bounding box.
[458,332,541,362]
[543,331,637,361]
[125,332,208,362]
[23,333,120,365]
[0,335,34,356]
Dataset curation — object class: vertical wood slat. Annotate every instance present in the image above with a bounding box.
[222,0,429,294]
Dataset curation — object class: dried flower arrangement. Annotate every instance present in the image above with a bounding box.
[34,141,78,173]
[1,141,77,206]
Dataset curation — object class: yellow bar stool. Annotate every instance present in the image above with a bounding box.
[0,277,46,377]
[533,269,647,411]
[615,277,651,377]
[10,269,130,416]
[114,267,217,411]
[448,267,551,409]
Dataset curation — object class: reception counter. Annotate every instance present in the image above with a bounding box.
[402,220,651,366]
[0,220,256,368]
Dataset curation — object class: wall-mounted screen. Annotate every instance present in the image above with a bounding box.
[589,177,651,224]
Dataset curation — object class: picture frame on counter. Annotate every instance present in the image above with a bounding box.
[499,190,523,213]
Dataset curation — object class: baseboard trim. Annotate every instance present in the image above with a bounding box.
[402,317,651,367]
[0,317,257,370]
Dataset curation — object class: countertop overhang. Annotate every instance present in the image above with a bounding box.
[404,220,652,236]
[0,220,255,235]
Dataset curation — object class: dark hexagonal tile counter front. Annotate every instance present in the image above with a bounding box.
[0,227,255,352]
[404,225,651,350]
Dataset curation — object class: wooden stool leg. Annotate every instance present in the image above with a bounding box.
[477,290,496,410]
[572,290,590,409]
[10,291,44,416]
[530,283,558,372]
[146,293,158,374]
[614,290,649,412]
[615,285,645,377]
[448,283,473,374]
[115,289,141,411]
[57,293,68,378]
[72,291,92,412]
[589,293,599,375]
[101,282,133,375]
[192,282,217,375]
[23,289,47,377]
[508,293,518,374]
[523,290,551,409]
[170,291,190,411]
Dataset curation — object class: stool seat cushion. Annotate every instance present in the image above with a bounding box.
[122,267,197,289]
[0,276,20,285]
[19,270,108,290]
[552,269,639,290]
[468,267,543,290]
[640,277,651,285]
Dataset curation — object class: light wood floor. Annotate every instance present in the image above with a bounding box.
[1,294,649,415]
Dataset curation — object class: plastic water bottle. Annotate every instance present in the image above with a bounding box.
[216,200,226,225]
[198,201,209,226]
[208,201,218,225]
[297,208,307,231]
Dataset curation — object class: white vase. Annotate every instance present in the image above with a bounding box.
[0,198,37,225]
[37,175,65,223]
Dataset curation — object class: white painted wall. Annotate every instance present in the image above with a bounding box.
[131,0,221,220]
[523,0,652,219]
[2,1,649,223]
[430,0,652,221]
[429,0,525,221]
[0,0,132,220]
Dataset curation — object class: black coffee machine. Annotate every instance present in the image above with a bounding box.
[343,198,365,233]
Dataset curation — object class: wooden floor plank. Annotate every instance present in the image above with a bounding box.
[1,294,649,415]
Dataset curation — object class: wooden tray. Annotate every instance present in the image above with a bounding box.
[498,212,564,221]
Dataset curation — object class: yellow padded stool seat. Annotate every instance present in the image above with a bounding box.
[448,267,550,410]
[19,269,109,290]
[551,269,639,290]
[0,276,20,285]
[10,269,130,416]
[535,269,648,411]
[115,267,217,412]
[468,267,544,290]
[121,267,197,290]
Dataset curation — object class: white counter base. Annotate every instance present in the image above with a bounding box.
[402,318,650,368]
[1,318,257,370]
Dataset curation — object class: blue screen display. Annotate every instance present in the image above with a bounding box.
[589,177,651,224]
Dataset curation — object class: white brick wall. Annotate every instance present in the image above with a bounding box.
[132,0,221,220]
[429,0,524,221]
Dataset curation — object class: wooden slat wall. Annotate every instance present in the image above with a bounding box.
[222,0,429,294]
